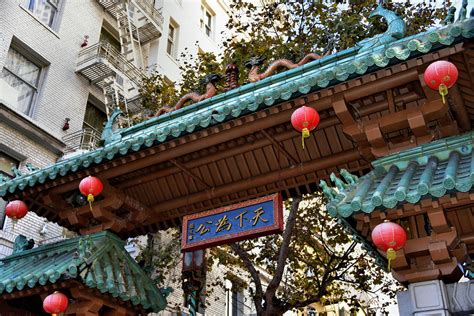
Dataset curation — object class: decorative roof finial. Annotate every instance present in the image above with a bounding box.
[101,107,123,145]
[224,63,240,92]
[357,3,406,52]
[443,7,456,25]
[457,0,468,22]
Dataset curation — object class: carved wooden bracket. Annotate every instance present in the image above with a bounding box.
[41,180,151,235]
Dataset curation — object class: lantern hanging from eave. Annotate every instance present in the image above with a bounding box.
[291,106,320,149]
[43,291,69,316]
[5,200,28,225]
[79,176,103,210]
[423,60,458,104]
[371,221,407,271]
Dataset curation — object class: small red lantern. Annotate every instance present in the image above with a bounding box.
[43,291,69,316]
[5,200,28,221]
[371,221,407,271]
[79,176,103,210]
[423,60,458,104]
[291,106,320,149]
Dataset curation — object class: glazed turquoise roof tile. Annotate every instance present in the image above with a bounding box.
[0,231,168,312]
[325,132,474,218]
[1,18,473,197]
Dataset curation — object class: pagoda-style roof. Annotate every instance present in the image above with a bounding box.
[1,9,473,237]
[326,131,474,218]
[0,231,168,313]
[1,19,473,197]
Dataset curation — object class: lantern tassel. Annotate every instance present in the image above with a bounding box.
[439,83,448,104]
[11,219,17,231]
[301,128,310,150]
[87,194,94,211]
[386,248,396,272]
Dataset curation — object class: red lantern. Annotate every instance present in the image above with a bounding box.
[371,221,407,271]
[5,200,28,220]
[423,60,458,104]
[43,291,69,316]
[291,106,320,149]
[79,176,103,210]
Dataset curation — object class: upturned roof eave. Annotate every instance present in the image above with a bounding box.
[1,18,473,197]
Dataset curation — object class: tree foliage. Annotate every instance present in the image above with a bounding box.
[211,194,402,315]
[139,0,449,113]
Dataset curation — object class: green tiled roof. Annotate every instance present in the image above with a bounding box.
[1,18,473,197]
[326,132,474,218]
[0,231,168,312]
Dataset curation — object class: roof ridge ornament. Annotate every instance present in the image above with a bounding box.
[245,53,322,83]
[457,0,468,22]
[357,3,406,52]
[155,73,221,117]
[101,107,123,146]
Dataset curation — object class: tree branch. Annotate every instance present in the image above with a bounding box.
[266,196,301,298]
[230,243,264,315]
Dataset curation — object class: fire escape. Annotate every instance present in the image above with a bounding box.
[76,0,163,117]
[70,0,163,153]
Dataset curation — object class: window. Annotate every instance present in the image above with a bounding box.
[83,102,107,133]
[201,6,214,37]
[231,290,244,316]
[100,25,121,52]
[80,102,107,150]
[0,152,19,178]
[23,0,60,27]
[0,47,41,115]
[167,23,177,58]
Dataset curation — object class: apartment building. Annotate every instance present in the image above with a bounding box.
[0,1,268,315]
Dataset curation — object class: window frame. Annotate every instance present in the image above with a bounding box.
[166,21,179,59]
[200,5,214,39]
[0,45,44,117]
[0,152,20,178]
[22,0,63,31]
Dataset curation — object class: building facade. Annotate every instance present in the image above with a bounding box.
[0,0,229,273]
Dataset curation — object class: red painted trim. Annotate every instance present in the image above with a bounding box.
[181,193,283,251]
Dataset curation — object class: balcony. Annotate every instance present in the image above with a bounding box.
[76,42,143,90]
[98,0,163,44]
[62,128,101,154]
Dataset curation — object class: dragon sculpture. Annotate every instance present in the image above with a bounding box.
[101,107,123,146]
[155,74,221,117]
[245,53,322,83]
[356,4,406,52]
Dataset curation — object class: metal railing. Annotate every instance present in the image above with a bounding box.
[76,42,144,87]
[97,0,163,30]
[62,128,102,153]
[133,0,164,30]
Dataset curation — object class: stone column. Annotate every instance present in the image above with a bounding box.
[397,280,451,315]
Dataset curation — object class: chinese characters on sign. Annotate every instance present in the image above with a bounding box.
[181,193,283,251]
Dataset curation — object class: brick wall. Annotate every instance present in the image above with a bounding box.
[0,0,110,255]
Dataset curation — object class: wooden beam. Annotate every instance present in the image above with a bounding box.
[449,84,471,131]
[260,129,299,166]
[386,89,396,113]
[170,159,212,189]
[149,149,360,221]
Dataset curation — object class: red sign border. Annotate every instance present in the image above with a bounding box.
[181,193,283,251]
